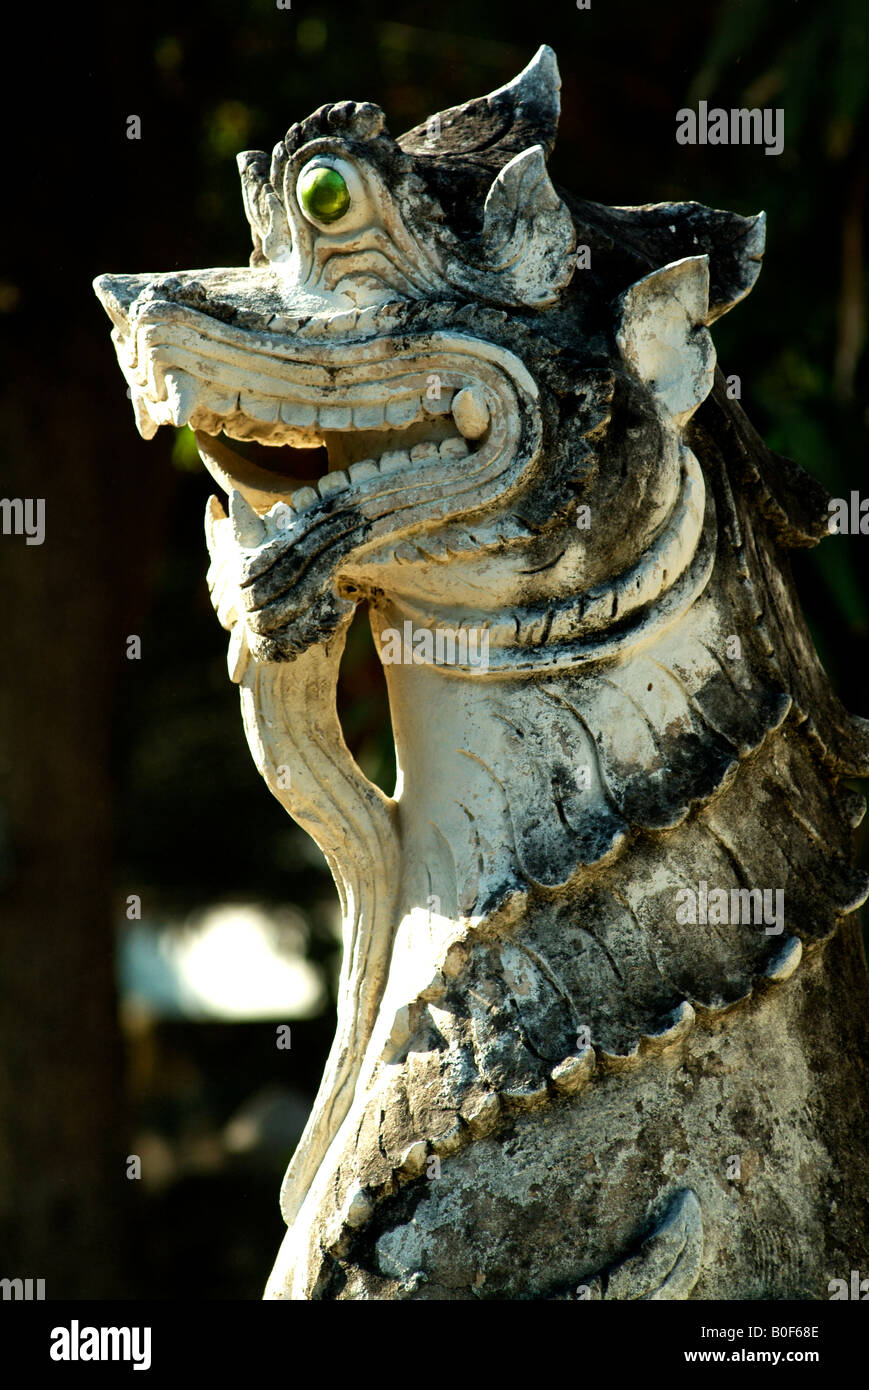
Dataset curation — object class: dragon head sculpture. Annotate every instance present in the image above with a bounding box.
[93,45,771,671]
[95,47,869,1302]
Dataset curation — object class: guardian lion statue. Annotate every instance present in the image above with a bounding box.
[96,47,869,1300]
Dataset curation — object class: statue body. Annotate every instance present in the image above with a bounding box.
[96,48,869,1299]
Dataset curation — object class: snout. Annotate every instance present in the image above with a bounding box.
[93,272,162,334]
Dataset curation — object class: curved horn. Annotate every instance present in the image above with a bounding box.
[398,44,561,162]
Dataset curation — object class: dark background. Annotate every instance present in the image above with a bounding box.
[1,0,866,1298]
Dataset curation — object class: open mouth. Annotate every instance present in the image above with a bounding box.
[193,387,486,525]
[93,270,495,519]
[94,270,542,563]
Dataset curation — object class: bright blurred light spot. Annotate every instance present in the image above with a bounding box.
[297,18,327,55]
[0,281,21,313]
[208,100,254,160]
[171,425,203,472]
[119,902,327,1021]
[154,35,183,75]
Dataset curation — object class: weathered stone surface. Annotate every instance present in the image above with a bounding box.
[95,46,869,1300]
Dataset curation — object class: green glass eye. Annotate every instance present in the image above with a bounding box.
[297,165,351,224]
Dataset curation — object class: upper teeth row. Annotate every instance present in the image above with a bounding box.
[150,369,491,444]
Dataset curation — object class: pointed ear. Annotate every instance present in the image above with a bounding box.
[615,257,716,425]
[237,150,292,265]
[398,45,561,160]
[479,146,576,306]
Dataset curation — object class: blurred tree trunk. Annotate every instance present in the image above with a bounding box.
[0,316,172,1296]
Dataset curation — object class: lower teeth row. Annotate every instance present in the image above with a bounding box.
[269,435,472,523]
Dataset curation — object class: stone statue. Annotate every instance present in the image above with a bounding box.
[95,47,869,1300]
